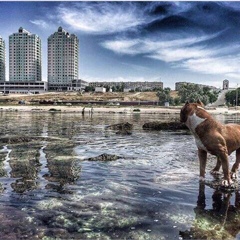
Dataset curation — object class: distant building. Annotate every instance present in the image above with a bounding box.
[0,81,47,94]
[68,79,89,91]
[9,27,42,82]
[124,88,133,92]
[95,87,106,93]
[90,81,163,91]
[0,36,5,82]
[48,27,79,91]
[175,82,218,91]
[223,79,229,90]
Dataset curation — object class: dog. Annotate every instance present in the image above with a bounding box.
[180,100,240,187]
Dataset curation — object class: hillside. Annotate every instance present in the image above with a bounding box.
[0,91,178,104]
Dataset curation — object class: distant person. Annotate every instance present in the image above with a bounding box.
[82,107,85,115]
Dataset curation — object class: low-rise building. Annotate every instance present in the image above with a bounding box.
[68,79,89,91]
[0,81,48,94]
[124,88,133,92]
[95,87,106,93]
[90,81,163,91]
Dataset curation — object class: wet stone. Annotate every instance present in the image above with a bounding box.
[142,121,188,131]
[106,122,133,135]
[86,153,122,161]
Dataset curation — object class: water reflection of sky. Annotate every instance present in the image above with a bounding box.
[0,112,239,239]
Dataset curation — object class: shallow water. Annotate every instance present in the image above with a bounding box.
[0,111,240,239]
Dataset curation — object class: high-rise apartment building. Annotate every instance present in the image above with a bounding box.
[48,27,79,91]
[9,27,42,82]
[0,36,5,82]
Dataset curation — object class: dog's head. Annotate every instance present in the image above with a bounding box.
[180,100,204,123]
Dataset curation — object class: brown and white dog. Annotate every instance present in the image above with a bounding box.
[180,100,240,187]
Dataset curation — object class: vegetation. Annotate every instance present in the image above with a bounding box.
[156,84,219,106]
[225,88,240,106]
[84,86,95,92]
[177,84,219,105]
[156,87,173,105]
[111,84,124,92]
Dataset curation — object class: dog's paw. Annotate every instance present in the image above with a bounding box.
[221,179,234,188]
[231,172,238,179]
[210,170,221,175]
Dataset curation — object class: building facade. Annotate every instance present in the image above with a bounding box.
[0,81,47,94]
[223,79,229,90]
[48,27,79,91]
[0,36,5,82]
[68,79,89,91]
[9,27,42,82]
[90,81,163,91]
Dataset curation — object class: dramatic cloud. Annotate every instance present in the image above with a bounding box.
[56,2,154,34]
[102,33,240,77]
[23,2,240,85]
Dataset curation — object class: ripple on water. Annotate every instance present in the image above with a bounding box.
[0,112,239,239]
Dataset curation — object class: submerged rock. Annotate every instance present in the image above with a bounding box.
[86,153,121,161]
[106,122,133,135]
[0,136,39,144]
[0,135,72,145]
[142,121,188,131]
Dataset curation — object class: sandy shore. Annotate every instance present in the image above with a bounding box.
[0,104,238,115]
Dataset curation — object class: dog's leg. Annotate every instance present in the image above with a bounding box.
[219,151,233,187]
[210,157,222,175]
[198,149,207,181]
[231,148,240,179]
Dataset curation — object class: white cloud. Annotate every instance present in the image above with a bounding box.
[102,39,141,55]
[102,34,219,60]
[56,2,150,34]
[149,47,210,62]
[102,33,240,78]
[182,55,240,76]
[30,20,49,29]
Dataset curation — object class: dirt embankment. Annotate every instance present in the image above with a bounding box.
[0,91,180,105]
[0,91,167,105]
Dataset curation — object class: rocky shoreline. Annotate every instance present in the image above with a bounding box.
[0,104,238,115]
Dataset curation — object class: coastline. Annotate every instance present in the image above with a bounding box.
[0,104,238,115]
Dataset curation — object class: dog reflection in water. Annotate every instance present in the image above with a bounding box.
[180,183,240,239]
[180,100,240,187]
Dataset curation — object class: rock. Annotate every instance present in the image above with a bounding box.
[142,121,188,131]
[116,129,132,135]
[106,122,133,135]
[0,135,71,144]
[86,153,121,161]
[0,136,38,144]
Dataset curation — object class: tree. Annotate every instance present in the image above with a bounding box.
[156,88,172,105]
[85,86,95,92]
[178,83,218,105]
[225,88,240,106]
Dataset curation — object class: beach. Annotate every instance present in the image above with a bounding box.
[0,104,238,116]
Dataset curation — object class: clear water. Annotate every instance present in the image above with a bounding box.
[0,111,240,239]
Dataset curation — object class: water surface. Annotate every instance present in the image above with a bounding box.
[0,111,240,239]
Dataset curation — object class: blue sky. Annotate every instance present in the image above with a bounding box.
[1,1,240,89]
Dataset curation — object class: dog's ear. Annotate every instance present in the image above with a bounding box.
[197,99,204,107]
[185,101,189,105]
